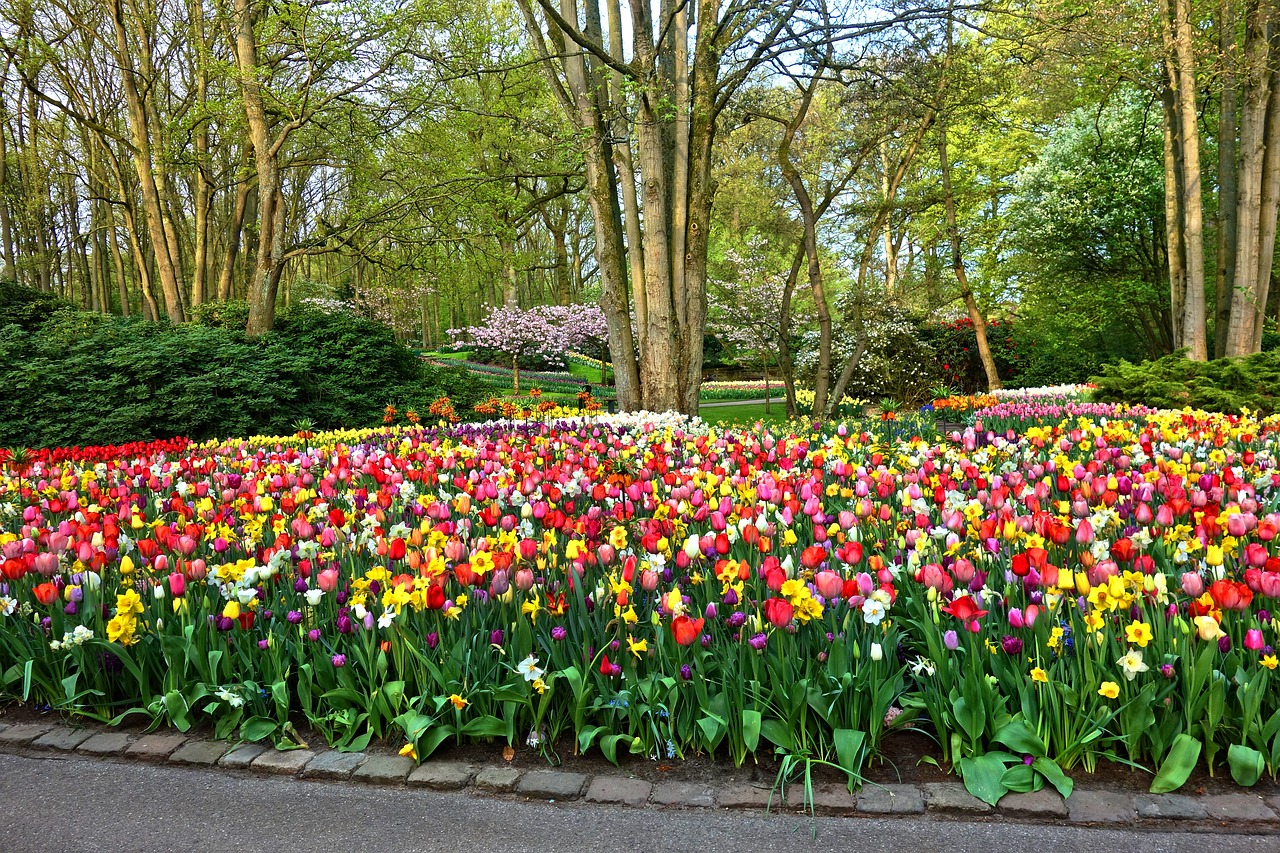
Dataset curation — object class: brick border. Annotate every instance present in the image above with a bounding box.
[0,720,1277,827]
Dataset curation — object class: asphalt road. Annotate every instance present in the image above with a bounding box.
[0,753,1275,853]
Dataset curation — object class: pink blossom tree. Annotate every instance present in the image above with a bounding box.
[449,303,608,393]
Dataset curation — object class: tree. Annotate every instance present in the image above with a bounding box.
[448,303,606,392]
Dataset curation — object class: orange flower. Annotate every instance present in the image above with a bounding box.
[671,615,705,646]
[33,582,59,606]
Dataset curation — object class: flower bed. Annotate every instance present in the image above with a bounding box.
[3,409,1280,803]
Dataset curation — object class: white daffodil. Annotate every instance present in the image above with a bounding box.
[1117,649,1149,681]
[516,654,544,682]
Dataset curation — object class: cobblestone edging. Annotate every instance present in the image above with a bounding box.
[3,720,1280,828]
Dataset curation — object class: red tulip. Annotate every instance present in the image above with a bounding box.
[763,597,794,628]
[388,538,407,561]
[941,594,988,632]
[33,582,58,606]
[671,615,705,646]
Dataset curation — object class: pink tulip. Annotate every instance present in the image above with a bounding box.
[317,568,340,592]
[1245,629,1264,651]
[169,572,186,597]
[814,571,843,600]
[1181,572,1205,598]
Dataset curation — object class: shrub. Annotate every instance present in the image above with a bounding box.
[0,302,487,448]
[917,317,1025,392]
[1090,350,1280,415]
[0,280,73,331]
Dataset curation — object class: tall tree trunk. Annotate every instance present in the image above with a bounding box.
[1227,3,1273,354]
[1164,0,1209,359]
[1163,89,1188,350]
[234,0,289,335]
[1215,0,1239,358]
[938,117,1002,391]
[1252,27,1280,352]
[218,163,253,301]
[112,0,184,322]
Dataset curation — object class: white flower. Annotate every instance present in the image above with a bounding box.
[862,599,887,625]
[909,656,936,677]
[0,595,17,616]
[516,654,544,682]
[870,643,883,661]
[377,609,396,629]
[304,588,324,606]
[1117,649,1149,681]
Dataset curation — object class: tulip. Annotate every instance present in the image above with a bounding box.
[168,572,185,597]
[1245,629,1265,651]
[1180,572,1205,598]
[317,568,340,593]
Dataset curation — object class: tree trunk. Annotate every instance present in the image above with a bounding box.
[938,118,1001,391]
[1252,26,1280,352]
[234,0,288,335]
[1164,0,1209,359]
[1215,0,1239,358]
[218,162,253,301]
[1163,88,1188,351]
[112,0,184,323]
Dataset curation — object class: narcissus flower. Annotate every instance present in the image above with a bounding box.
[1098,681,1120,699]
[1116,649,1149,681]
[449,693,468,710]
[1124,621,1153,648]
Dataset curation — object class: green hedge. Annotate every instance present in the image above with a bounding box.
[1090,350,1280,415]
[0,293,487,448]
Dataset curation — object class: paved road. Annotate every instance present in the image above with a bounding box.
[0,753,1273,853]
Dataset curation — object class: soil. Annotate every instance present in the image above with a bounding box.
[3,699,1274,797]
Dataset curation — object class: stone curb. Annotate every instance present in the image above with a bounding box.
[1,722,1279,828]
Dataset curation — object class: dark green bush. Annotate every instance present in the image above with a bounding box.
[0,299,486,448]
[0,281,72,331]
[1090,350,1280,415]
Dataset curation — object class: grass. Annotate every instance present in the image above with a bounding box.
[698,400,791,425]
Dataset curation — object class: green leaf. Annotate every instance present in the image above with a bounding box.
[1227,744,1265,787]
[461,715,508,738]
[833,728,866,779]
[993,718,1047,758]
[696,714,727,751]
[759,719,794,751]
[958,753,1010,805]
[953,695,984,744]
[1150,734,1202,794]
[1032,757,1074,798]
[1001,763,1038,793]
[742,709,761,753]
[600,733,633,766]
[240,717,279,742]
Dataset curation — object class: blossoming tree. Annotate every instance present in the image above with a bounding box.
[449,303,608,393]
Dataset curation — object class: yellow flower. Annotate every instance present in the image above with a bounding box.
[521,596,541,624]
[399,743,418,761]
[1098,681,1120,699]
[1124,621,1153,648]
[449,693,468,710]
[627,635,648,658]
[1030,667,1048,683]
[531,677,547,694]
[222,600,241,621]
[116,589,143,616]
[1194,614,1225,642]
[1262,655,1278,671]
[120,555,135,576]
[106,613,136,646]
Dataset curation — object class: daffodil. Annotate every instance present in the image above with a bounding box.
[1116,649,1149,681]
[1124,621,1153,648]
[1098,681,1120,699]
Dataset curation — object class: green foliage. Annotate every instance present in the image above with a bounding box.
[0,281,73,331]
[0,303,486,448]
[1091,351,1280,415]
[191,300,252,330]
